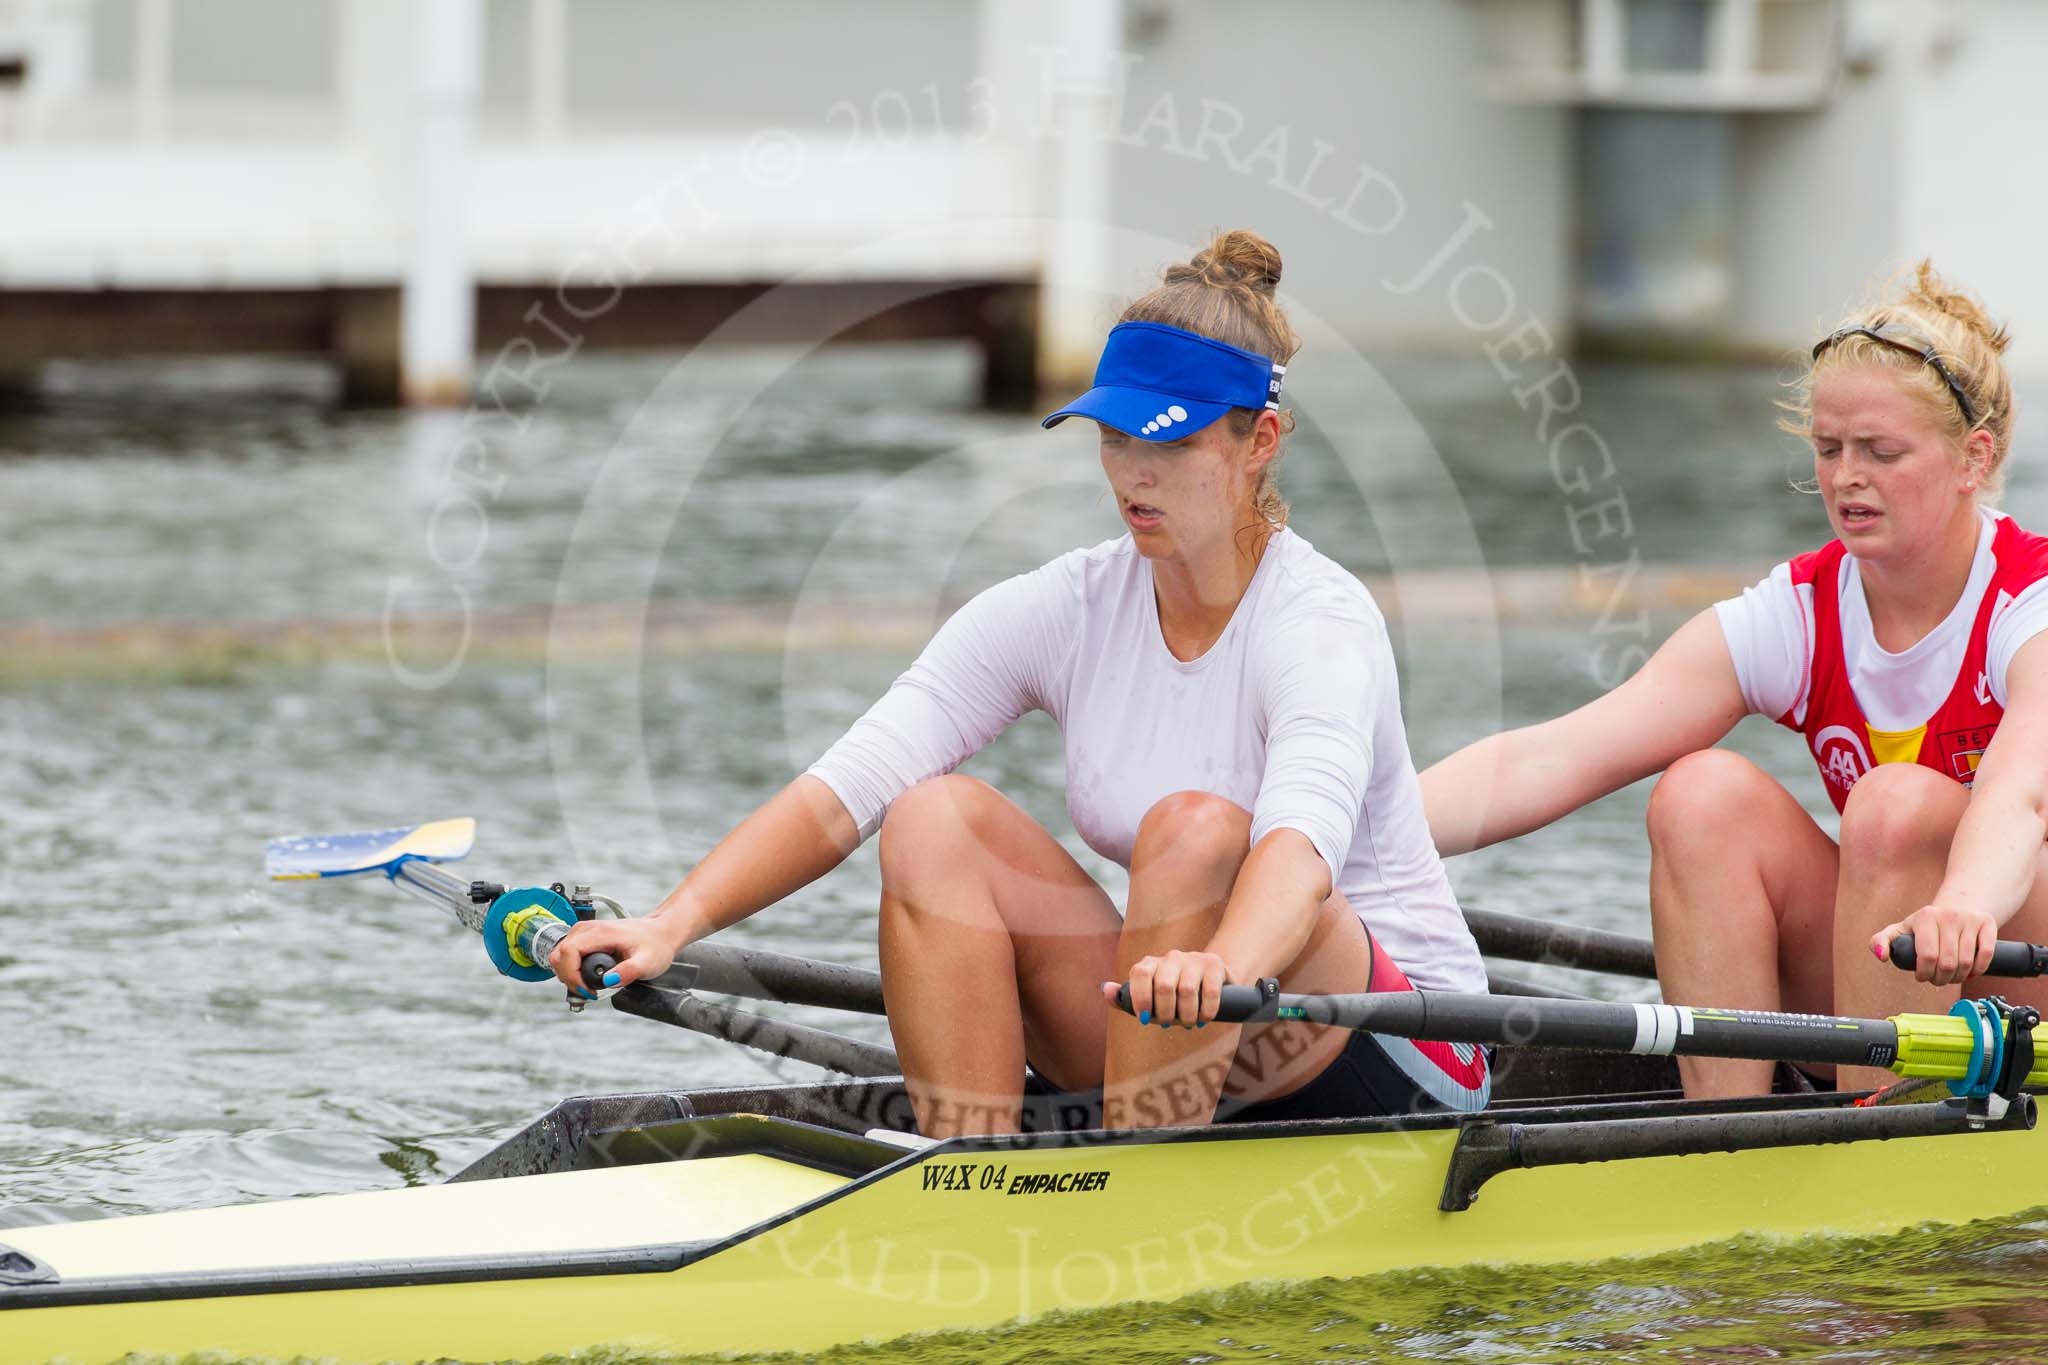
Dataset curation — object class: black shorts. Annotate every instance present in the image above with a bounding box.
[1021,1030,1491,1132]
[1214,1029,1491,1125]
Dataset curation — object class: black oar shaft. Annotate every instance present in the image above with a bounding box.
[674,928,1612,1012]
[1463,908,1657,980]
[1281,991,1905,1073]
[667,942,885,1015]
[613,984,900,1077]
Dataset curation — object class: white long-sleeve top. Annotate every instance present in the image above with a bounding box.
[806,528,1487,993]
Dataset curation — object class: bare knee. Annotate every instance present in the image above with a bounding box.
[1646,750,1776,851]
[877,774,999,901]
[1123,792,1250,943]
[1131,790,1250,882]
[1838,764,1963,871]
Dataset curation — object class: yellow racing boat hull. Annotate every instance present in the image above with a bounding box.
[6,1082,2045,1363]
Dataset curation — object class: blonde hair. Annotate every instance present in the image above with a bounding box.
[1783,260,2015,501]
[1119,229,1302,528]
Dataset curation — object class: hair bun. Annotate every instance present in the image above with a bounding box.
[1163,229,1284,297]
[1909,258,2011,355]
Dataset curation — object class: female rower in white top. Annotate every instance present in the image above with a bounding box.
[1421,262,2048,1098]
[549,230,1490,1137]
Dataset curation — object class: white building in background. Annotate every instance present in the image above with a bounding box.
[0,0,2040,403]
[1469,0,2048,363]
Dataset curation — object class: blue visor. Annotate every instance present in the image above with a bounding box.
[1041,321,1285,441]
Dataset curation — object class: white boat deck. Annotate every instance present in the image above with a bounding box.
[5,1152,845,1278]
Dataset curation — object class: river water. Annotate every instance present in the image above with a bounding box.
[3,347,2044,1361]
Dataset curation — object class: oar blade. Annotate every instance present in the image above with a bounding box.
[266,817,477,880]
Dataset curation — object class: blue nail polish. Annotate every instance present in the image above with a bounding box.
[1138,1010,1152,1025]
[603,971,621,987]
[578,987,596,1000]
[1197,1021,1206,1029]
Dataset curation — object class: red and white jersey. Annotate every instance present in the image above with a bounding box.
[1714,510,2048,812]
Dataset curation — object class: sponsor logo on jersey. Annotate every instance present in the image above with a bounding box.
[1812,724,1871,793]
[1975,670,1994,707]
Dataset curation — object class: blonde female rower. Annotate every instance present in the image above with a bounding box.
[1423,263,2048,1097]
[551,230,1491,1136]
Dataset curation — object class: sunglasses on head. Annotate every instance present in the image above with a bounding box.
[1811,319,1978,427]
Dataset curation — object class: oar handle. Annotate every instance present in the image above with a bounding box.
[579,953,619,992]
[1112,980,1279,1023]
[1888,935,2048,978]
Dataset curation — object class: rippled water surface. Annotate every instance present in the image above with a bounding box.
[4,348,2044,1361]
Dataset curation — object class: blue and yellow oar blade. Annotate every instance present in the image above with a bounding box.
[265,817,477,880]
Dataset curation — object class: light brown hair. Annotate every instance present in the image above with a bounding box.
[1119,229,1302,528]
[1784,260,2015,501]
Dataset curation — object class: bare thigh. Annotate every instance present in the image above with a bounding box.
[877,775,1124,1091]
[1649,749,1840,1018]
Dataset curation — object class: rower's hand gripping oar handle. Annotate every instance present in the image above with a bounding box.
[1888,935,2048,978]
[1113,978,1282,1023]
[533,924,619,995]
